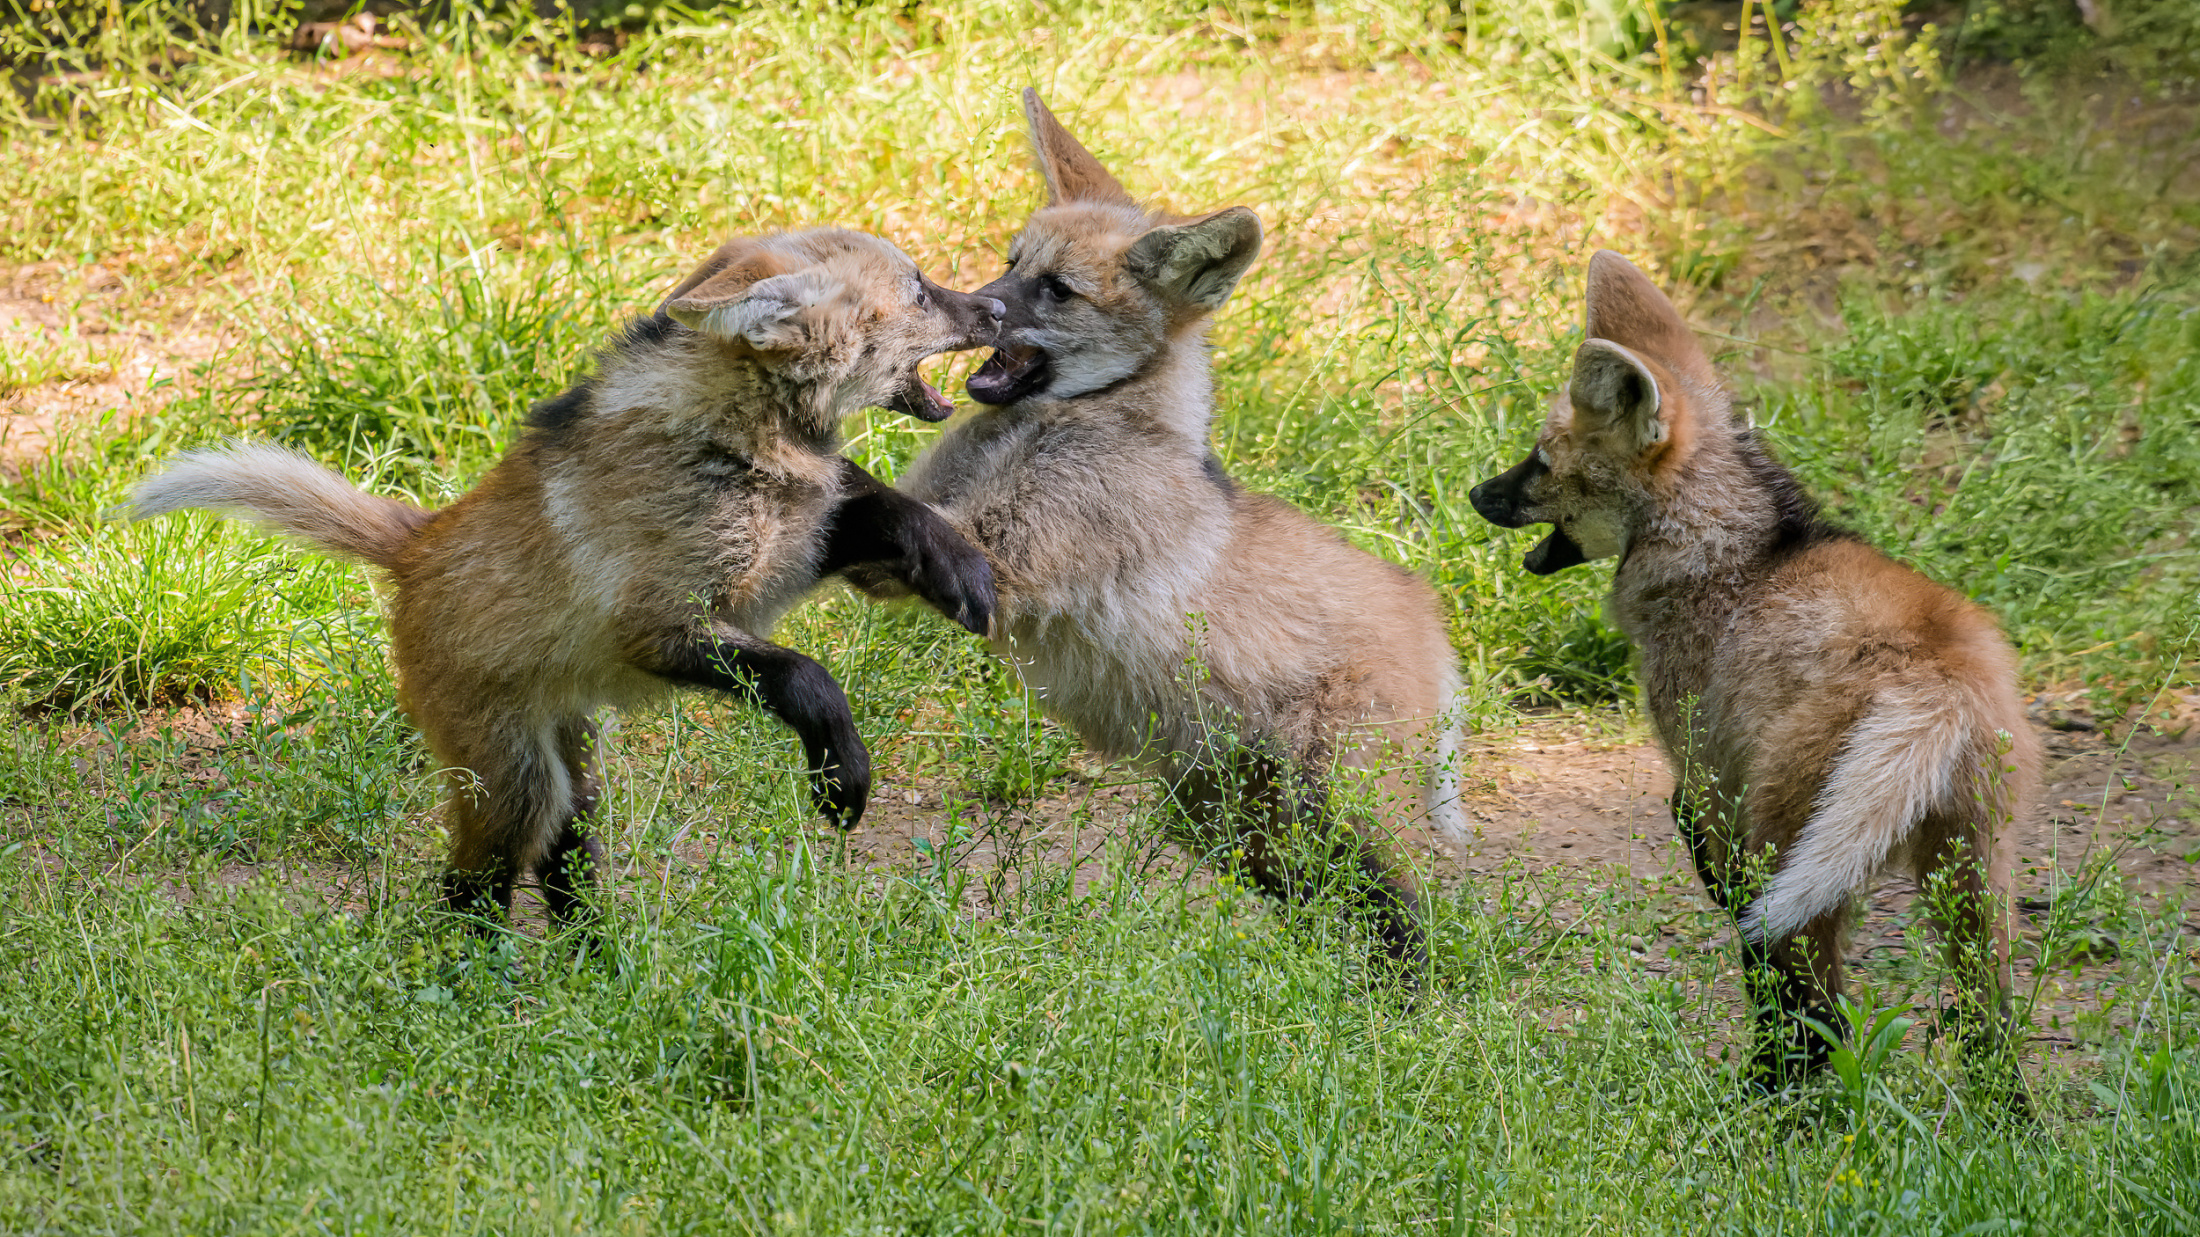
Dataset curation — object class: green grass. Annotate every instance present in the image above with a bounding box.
[0,513,363,710]
[1,0,2197,1231]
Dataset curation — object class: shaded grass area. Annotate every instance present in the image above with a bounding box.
[0,0,2196,1231]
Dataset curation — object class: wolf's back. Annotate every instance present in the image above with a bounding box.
[128,443,431,571]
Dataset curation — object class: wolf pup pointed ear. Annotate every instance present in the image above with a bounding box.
[1570,339,1666,454]
[665,267,840,353]
[1125,208,1263,313]
[1582,249,1716,389]
[1021,87,1137,208]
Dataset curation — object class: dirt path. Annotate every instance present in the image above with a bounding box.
[0,261,232,494]
[833,704,2199,932]
[1456,710,2200,910]
[810,700,2199,1078]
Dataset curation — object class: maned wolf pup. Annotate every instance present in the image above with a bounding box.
[131,228,1003,927]
[1471,250,2037,1082]
[856,90,1465,980]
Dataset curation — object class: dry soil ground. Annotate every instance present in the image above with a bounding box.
[827,695,2200,1077]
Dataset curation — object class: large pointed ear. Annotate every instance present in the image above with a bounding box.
[1570,339,1667,453]
[1123,207,1262,312]
[664,267,839,352]
[1022,87,1135,208]
[1582,250,1715,386]
[660,237,782,306]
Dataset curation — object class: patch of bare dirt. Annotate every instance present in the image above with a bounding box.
[0,261,235,487]
[1454,706,2200,909]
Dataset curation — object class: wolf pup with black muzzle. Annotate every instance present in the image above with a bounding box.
[853,90,1466,986]
[130,228,1002,934]
[1472,250,2037,1089]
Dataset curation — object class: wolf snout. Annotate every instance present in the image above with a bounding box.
[1468,476,1525,528]
[963,294,1006,329]
[1468,452,1545,528]
[937,286,1009,348]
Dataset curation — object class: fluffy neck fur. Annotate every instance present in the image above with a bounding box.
[1634,426,1835,574]
[541,316,850,464]
[1610,419,1849,695]
[1021,318,1219,448]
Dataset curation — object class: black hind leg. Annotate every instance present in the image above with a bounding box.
[1673,786,1747,915]
[1672,781,1844,1086]
[1742,912,1846,1089]
[539,717,609,932]
[1207,756,1426,990]
[441,860,520,924]
[1236,830,1426,987]
[1352,849,1428,988]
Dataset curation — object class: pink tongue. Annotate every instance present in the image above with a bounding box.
[924,379,952,415]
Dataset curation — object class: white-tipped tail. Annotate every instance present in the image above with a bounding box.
[1738,692,1970,942]
[127,442,430,570]
[1427,666,1471,854]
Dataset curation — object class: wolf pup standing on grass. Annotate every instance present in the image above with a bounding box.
[130,228,1002,931]
[854,90,1465,983]
[1471,250,2038,1085]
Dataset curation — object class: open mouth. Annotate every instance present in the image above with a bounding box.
[879,367,956,422]
[1522,527,1587,576]
[966,344,1050,406]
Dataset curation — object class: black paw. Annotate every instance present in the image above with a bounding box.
[909,524,996,636]
[807,738,872,829]
[1747,1022,1836,1090]
[438,870,513,928]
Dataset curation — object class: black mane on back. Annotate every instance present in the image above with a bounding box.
[524,380,596,433]
[1733,423,1856,560]
[523,312,684,435]
[614,310,681,355]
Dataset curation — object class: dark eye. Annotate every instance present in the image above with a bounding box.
[1038,274,1074,302]
[914,285,931,310]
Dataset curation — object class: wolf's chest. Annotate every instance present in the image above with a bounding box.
[680,472,835,618]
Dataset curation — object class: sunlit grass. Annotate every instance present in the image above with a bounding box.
[0,1,2195,1232]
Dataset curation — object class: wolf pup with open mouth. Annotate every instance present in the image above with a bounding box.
[1472,251,2036,1087]
[131,228,1001,934]
[854,90,1465,984]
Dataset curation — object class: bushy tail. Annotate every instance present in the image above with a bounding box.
[1738,692,1971,942]
[1428,665,1472,854]
[127,442,431,571]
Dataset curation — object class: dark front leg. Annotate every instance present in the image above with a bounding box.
[821,458,996,636]
[636,627,871,828]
